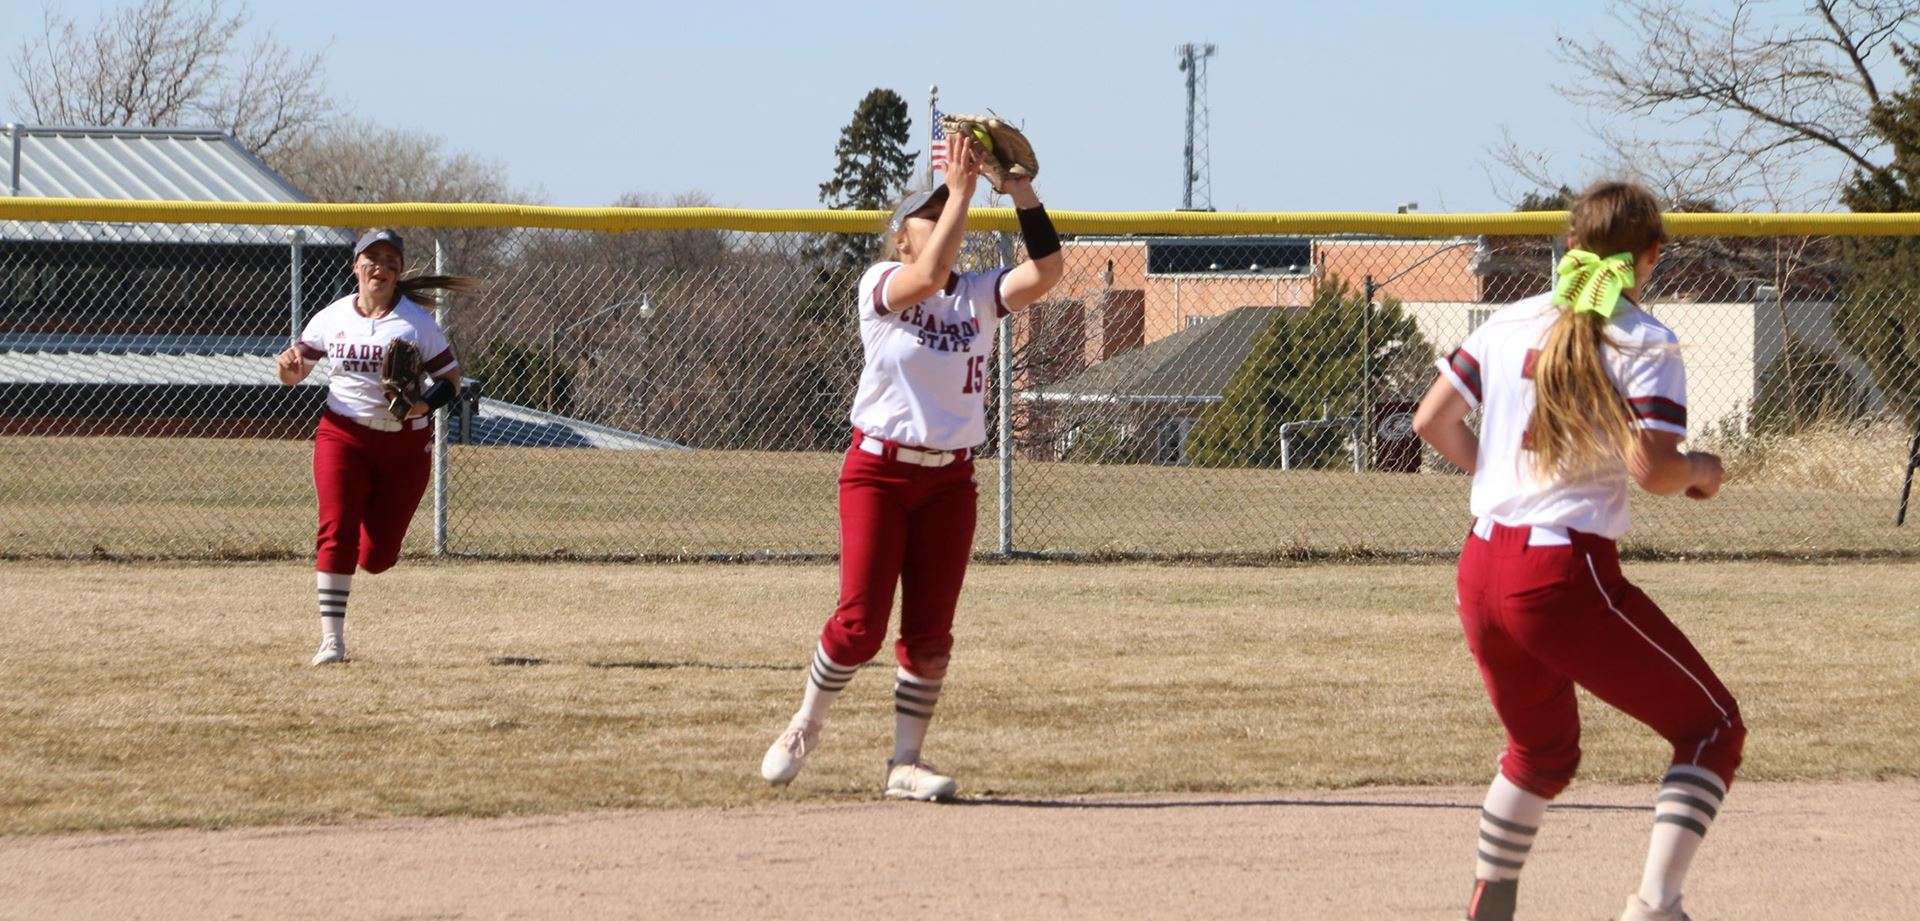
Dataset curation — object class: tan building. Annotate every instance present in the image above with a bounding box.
[1013,235,1871,459]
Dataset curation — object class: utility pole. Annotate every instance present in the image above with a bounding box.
[1177,42,1217,210]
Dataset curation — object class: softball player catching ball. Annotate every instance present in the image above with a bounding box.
[759,131,1064,800]
[275,229,466,666]
[1413,182,1745,921]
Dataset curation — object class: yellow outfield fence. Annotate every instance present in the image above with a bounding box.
[4,196,1920,236]
[2,198,1918,561]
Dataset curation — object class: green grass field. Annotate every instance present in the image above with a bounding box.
[1,559,1915,836]
[1,436,1914,560]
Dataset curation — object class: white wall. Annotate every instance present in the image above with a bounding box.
[1400,299,1866,438]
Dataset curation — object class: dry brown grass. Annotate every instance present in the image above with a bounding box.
[1,559,1914,836]
[3,436,1917,560]
[1703,415,1917,495]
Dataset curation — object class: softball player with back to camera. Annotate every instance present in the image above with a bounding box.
[275,229,467,666]
[759,131,1064,800]
[1414,182,1745,921]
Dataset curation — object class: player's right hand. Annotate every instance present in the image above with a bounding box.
[945,133,980,200]
[275,348,300,373]
[1684,451,1723,500]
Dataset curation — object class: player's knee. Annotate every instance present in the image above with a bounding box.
[358,551,399,575]
[1677,713,1747,785]
[896,636,952,681]
[821,618,884,666]
[1501,744,1580,799]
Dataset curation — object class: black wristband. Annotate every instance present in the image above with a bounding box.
[422,378,457,410]
[1016,204,1061,260]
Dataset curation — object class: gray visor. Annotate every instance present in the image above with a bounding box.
[353,228,404,260]
[887,186,950,234]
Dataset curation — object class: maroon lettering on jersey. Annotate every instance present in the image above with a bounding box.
[1521,348,1541,379]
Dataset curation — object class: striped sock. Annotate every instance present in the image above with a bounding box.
[1465,773,1548,920]
[795,644,856,725]
[316,572,351,644]
[1475,772,1548,881]
[891,668,943,765]
[1637,765,1727,911]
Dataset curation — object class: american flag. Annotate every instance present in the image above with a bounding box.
[929,108,948,173]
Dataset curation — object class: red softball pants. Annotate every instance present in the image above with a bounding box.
[1456,523,1745,798]
[817,433,978,678]
[313,409,432,576]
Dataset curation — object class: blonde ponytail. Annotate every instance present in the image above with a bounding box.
[1526,181,1667,479]
[1527,309,1642,477]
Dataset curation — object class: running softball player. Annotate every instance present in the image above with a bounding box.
[275,229,466,666]
[759,131,1064,800]
[1413,182,1745,921]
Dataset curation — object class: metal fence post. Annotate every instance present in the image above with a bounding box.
[288,230,304,343]
[1361,273,1374,470]
[432,238,450,556]
[994,233,1016,556]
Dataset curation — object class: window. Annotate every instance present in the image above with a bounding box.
[1185,315,1211,329]
[1467,308,1493,333]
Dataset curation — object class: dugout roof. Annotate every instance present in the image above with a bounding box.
[1,125,351,246]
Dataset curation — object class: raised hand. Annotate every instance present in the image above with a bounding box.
[275,347,309,385]
[944,132,980,201]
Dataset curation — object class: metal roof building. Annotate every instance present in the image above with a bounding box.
[1,124,350,245]
[1025,306,1284,405]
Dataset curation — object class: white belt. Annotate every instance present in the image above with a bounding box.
[1472,518,1571,546]
[857,437,962,467]
[342,414,427,433]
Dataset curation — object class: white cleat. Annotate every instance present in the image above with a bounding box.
[760,720,820,786]
[1618,896,1692,921]
[884,759,957,802]
[309,637,347,666]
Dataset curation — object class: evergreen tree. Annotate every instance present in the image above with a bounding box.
[1186,280,1433,468]
[815,88,918,279]
[778,89,919,451]
[1838,45,1920,425]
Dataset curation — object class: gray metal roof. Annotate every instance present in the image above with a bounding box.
[1025,306,1284,403]
[1,124,350,246]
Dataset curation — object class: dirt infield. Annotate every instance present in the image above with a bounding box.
[4,781,1913,920]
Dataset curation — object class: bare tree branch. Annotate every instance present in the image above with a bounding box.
[5,0,334,157]
[1491,0,1917,211]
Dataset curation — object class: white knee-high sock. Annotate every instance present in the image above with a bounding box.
[794,643,856,726]
[316,572,351,643]
[891,668,943,765]
[1638,765,1726,910]
[1476,772,1550,881]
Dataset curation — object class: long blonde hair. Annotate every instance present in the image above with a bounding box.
[1528,181,1666,479]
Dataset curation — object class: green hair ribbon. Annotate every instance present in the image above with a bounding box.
[1552,249,1636,318]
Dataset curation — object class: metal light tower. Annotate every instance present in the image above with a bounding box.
[1177,42,1217,211]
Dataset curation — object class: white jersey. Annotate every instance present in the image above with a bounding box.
[296,294,458,421]
[848,261,1007,450]
[1436,292,1688,539]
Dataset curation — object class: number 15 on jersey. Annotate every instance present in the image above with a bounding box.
[961,355,988,394]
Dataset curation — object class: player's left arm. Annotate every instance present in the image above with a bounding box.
[1617,334,1720,499]
[1413,374,1477,474]
[404,323,464,419]
[995,179,1064,312]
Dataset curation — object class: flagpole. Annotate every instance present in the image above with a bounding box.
[927,83,939,190]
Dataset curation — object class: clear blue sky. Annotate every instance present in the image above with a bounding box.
[2,0,1635,211]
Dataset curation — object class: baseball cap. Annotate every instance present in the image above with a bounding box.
[887,186,950,234]
[352,228,404,259]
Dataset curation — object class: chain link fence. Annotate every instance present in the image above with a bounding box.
[3,208,1917,560]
